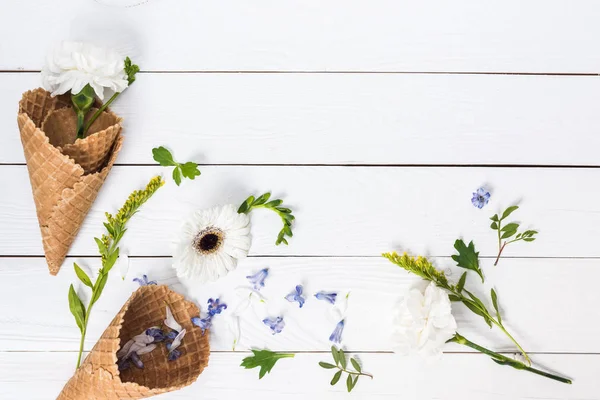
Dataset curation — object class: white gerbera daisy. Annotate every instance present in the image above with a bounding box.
[173,204,251,282]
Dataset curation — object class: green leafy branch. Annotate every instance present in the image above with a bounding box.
[240,349,295,379]
[152,146,201,186]
[448,333,571,384]
[82,57,140,137]
[490,206,538,266]
[452,239,484,282]
[382,251,531,365]
[238,192,295,245]
[319,346,372,393]
[69,176,164,368]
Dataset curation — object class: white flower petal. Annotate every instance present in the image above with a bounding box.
[169,328,186,352]
[136,343,157,355]
[164,305,183,332]
[118,252,130,280]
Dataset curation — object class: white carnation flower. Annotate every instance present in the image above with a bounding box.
[41,41,129,100]
[391,281,457,359]
[172,204,252,283]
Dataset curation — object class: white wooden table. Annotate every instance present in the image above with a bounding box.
[1,1,599,399]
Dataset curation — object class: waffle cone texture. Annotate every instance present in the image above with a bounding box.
[18,88,124,275]
[57,285,210,399]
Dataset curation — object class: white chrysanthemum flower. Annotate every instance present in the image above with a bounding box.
[41,41,129,100]
[173,204,251,282]
[391,281,457,359]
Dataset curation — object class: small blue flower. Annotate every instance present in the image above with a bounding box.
[191,316,213,335]
[129,351,144,369]
[246,268,269,291]
[471,187,491,209]
[207,298,227,317]
[329,320,345,344]
[133,274,157,286]
[285,285,306,308]
[168,349,182,361]
[166,330,179,340]
[262,316,285,335]
[145,328,166,343]
[314,291,337,305]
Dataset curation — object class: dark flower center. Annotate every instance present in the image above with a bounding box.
[193,228,224,255]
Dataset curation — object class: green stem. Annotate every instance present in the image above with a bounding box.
[75,298,96,368]
[83,92,120,136]
[75,110,86,140]
[448,287,531,365]
[338,367,373,379]
[449,333,571,384]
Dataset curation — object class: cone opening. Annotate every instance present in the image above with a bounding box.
[41,107,120,148]
[116,286,209,391]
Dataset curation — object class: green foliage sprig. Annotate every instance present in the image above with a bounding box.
[319,346,372,393]
[82,57,140,137]
[238,192,295,245]
[452,239,484,282]
[490,205,538,266]
[69,176,164,368]
[382,251,531,365]
[240,349,295,379]
[152,146,201,185]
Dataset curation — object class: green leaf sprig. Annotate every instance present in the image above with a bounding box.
[238,193,295,245]
[82,57,140,137]
[452,239,484,282]
[152,146,201,186]
[240,349,295,379]
[490,206,538,266]
[382,251,531,365]
[69,175,164,368]
[319,346,372,393]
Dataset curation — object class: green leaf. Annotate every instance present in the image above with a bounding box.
[74,263,93,288]
[350,358,361,373]
[451,239,484,283]
[240,192,295,245]
[351,375,359,391]
[124,57,140,86]
[172,167,182,186]
[319,362,336,369]
[501,206,519,220]
[240,349,294,379]
[346,374,353,392]
[103,248,120,273]
[338,348,347,369]
[331,370,342,386]
[90,273,108,306]
[491,288,502,324]
[68,285,86,333]
[501,223,520,232]
[180,162,201,180]
[490,221,498,230]
[94,237,106,255]
[501,229,517,239]
[152,146,177,167]
[490,214,499,222]
[331,346,340,365]
[523,238,536,242]
[254,192,271,206]
[448,294,461,302]
[457,271,467,292]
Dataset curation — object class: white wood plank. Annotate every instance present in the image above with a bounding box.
[2,1,600,73]
[0,165,598,257]
[3,73,600,165]
[0,351,592,399]
[0,257,598,353]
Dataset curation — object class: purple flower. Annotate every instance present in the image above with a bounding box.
[117,358,131,371]
[145,328,166,343]
[285,285,306,308]
[263,316,285,335]
[166,330,179,340]
[133,274,157,286]
[168,349,182,361]
[314,291,337,305]
[191,316,212,335]
[471,187,491,209]
[329,320,345,344]
[207,298,227,317]
[129,351,144,369]
[246,268,269,291]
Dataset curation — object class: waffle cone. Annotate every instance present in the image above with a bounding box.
[57,285,210,399]
[18,88,123,275]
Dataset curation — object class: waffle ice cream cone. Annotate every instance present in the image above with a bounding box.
[57,285,210,399]
[17,88,123,275]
